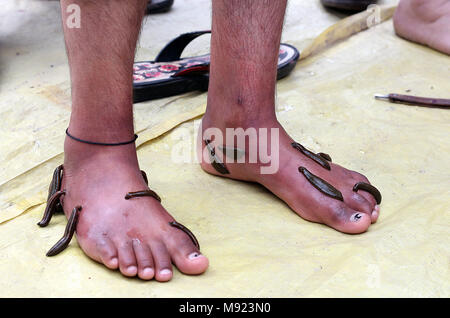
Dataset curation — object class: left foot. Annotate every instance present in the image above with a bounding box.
[198,114,381,234]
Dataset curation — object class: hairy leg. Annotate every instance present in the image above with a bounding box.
[60,0,208,281]
[199,0,380,234]
[394,0,450,55]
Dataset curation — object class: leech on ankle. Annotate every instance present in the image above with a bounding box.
[218,145,246,161]
[292,142,331,170]
[38,190,66,227]
[205,139,229,174]
[353,182,382,205]
[46,206,82,257]
[141,170,149,185]
[317,152,332,162]
[169,221,200,250]
[298,166,343,201]
[125,190,162,202]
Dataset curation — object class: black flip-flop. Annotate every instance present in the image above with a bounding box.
[321,0,378,12]
[133,30,300,103]
[146,0,174,14]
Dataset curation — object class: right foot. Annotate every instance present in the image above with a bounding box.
[59,135,209,281]
[394,0,450,55]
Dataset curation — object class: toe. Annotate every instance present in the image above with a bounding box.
[149,241,173,282]
[328,205,372,234]
[96,238,119,269]
[132,239,155,280]
[346,192,374,220]
[117,240,138,277]
[165,229,209,275]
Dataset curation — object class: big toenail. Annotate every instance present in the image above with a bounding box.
[160,269,171,275]
[188,252,200,260]
[350,213,362,222]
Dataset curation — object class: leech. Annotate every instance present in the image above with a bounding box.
[38,190,66,227]
[169,221,200,250]
[47,165,63,200]
[298,166,343,201]
[125,190,161,202]
[317,152,332,162]
[353,182,382,205]
[218,145,245,161]
[292,142,331,170]
[47,165,64,213]
[141,170,149,185]
[205,139,229,174]
[46,206,82,257]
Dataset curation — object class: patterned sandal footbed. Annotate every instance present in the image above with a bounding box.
[38,165,200,257]
[133,30,300,102]
[204,139,382,205]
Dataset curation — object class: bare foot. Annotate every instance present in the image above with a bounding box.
[198,116,380,234]
[60,137,209,281]
[394,0,450,55]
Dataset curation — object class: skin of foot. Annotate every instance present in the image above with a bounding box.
[199,0,381,234]
[61,137,208,281]
[394,0,450,55]
[58,0,208,281]
[198,118,380,234]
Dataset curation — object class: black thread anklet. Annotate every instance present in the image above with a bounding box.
[65,128,138,146]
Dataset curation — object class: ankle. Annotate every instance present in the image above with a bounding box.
[63,135,139,172]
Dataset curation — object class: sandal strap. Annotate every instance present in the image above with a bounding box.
[155,30,211,62]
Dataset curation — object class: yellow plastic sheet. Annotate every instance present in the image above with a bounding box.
[1,0,449,297]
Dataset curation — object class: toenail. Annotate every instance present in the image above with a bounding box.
[375,205,380,211]
[127,266,137,273]
[188,252,201,260]
[110,258,118,266]
[143,267,154,277]
[160,269,171,276]
[350,213,362,222]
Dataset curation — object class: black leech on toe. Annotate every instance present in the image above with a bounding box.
[353,182,382,205]
[169,221,200,250]
[292,142,331,170]
[298,166,343,201]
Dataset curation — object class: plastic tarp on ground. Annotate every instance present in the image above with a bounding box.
[0,0,448,297]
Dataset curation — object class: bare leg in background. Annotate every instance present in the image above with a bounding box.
[61,0,208,281]
[200,0,381,234]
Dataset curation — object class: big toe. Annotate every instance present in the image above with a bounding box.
[328,206,372,234]
[165,227,209,275]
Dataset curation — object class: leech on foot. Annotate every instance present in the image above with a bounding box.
[205,139,229,174]
[38,190,66,227]
[141,170,148,185]
[298,166,343,201]
[317,152,332,162]
[47,165,64,213]
[47,165,63,200]
[125,190,162,202]
[292,142,331,170]
[169,221,200,250]
[218,145,245,161]
[46,206,82,257]
[353,182,382,205]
